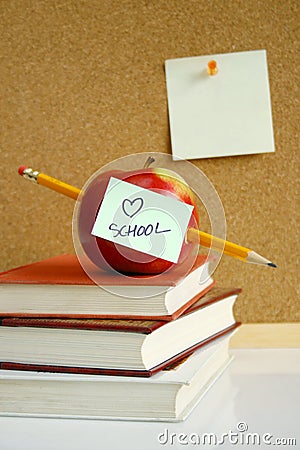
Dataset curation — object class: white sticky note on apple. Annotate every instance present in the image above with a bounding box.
[91,177,194,263]
[165,49,275,159]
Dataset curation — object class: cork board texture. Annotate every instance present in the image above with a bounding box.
[0,0,299,322]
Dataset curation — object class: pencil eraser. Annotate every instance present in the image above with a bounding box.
[18,166,27,176]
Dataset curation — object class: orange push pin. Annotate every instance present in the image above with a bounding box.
[207,60,218,76]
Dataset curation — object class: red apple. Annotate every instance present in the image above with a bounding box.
[77,167,199,274]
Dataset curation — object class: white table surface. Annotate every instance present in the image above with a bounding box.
[1,348,299,450]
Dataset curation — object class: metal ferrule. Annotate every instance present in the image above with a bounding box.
[22,168,40,182]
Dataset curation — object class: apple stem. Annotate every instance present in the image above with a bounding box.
[143,156,155,168]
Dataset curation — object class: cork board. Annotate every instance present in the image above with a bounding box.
[0,0,299,322]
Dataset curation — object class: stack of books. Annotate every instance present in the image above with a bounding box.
[0,254,241,421]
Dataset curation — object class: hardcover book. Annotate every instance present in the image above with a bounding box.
[0,287,241,376]
[0,333,235,421]
[0,253,214,320]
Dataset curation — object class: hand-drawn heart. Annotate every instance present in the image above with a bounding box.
[122,197,144,218]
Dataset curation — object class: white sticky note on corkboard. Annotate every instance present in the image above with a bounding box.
[165,50,275,159]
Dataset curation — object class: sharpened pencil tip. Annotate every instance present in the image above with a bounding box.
[268,262,277,268]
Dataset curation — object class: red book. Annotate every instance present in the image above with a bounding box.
[0,253,214,320]
[0,287,241,377]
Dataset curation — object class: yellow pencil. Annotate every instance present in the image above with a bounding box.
[18,166,276,268]
[18,166,81,200]
[186,229,276,267]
